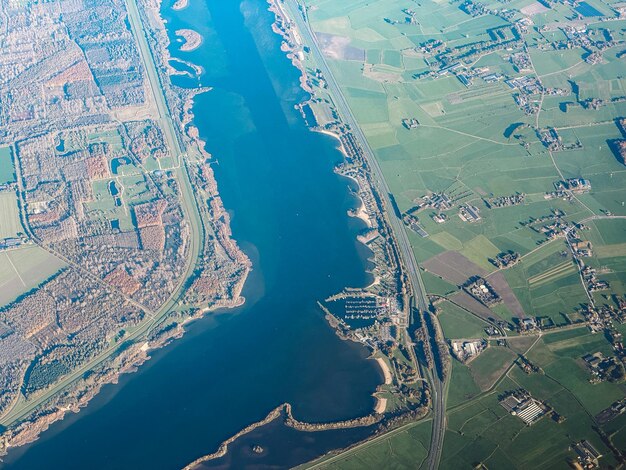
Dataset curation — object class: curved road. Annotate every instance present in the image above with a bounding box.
[285,2,446,468]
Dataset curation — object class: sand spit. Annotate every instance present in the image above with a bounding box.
[183,403,382,469]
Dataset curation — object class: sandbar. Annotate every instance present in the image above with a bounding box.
[176,28,203,52]
[172,0,188,10]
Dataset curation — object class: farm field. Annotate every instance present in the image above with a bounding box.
[0,246,66,307]
[437,300,491,339]
[0,146,14,184]
[0,191,23,238]
[305,0,626,330]
[440,327,624,469]
[305,420,432,469]
[300,0,626,466]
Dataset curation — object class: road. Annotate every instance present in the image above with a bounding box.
[0,0,204,429]
[285,2,447,468]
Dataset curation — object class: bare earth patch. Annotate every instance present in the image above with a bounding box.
[449,291,505,323]
[520,2,549,16]
[422,251,488,285]
[315,31,365,61]
[486,271,526,318]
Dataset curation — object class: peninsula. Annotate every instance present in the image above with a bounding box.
[0,0,249,456]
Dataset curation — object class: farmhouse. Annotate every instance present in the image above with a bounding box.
[500,390,546,425]
[459,204,481,223]
[464,277,501,306]
[450,339,486,363]
[555,178,592,194]
[573,440,602,468]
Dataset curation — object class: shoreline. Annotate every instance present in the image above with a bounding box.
[182,403,382,469]
[0,0,251,457]
[178,3,396,466]
[266,0,390,387]
[168,57,204,79]
[375,357,393,385]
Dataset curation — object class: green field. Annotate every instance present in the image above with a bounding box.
[87,129,123,151]
[306,420,432,469]
[421,270,458,296]
[504,240,591,325]
[437,300,490,339]
[468,346,517,391]
[0,191,23,238]
[0,246,67,307]
[300,0,626,467]
[306,0,626,328]
[447,360,481,408]
[0,146,15,184]
[442,368,618,469]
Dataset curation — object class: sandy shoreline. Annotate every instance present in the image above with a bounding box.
[375,357,393,385]
[374,397,388,414]
[310,127,373,228]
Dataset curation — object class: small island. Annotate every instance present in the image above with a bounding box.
[171,0,188,11]
[176,28,202,52]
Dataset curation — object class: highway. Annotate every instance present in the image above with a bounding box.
[0,0,204,429]
[285,2,447,468]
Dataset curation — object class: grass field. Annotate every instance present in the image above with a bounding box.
[0,246,66,307]
[0,191,23,238]
[504,240,590,325]
[0,146,15,184]
[442,368,618,469]
[447,360,481,408]
[306,0,626,331]
[468,346,517,391]
[437,300,490,339]
[308,420,432,469]
[301,0,626,466]
[87,129,123,151]
[421,270,458,296]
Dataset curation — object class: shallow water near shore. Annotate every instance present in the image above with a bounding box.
[1,0,382,468]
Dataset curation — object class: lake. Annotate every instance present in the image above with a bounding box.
[0,0,382,468]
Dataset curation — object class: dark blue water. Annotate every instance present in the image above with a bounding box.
[1,0,381,468]
[110,157,130,175]
[196,417,376,469]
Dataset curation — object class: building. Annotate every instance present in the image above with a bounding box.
[450,339,486,362]
[500,390,546,425]
[573,440,602,468]
[459,204,481,223]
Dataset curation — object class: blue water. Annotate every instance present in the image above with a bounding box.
[1,0,382,468]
